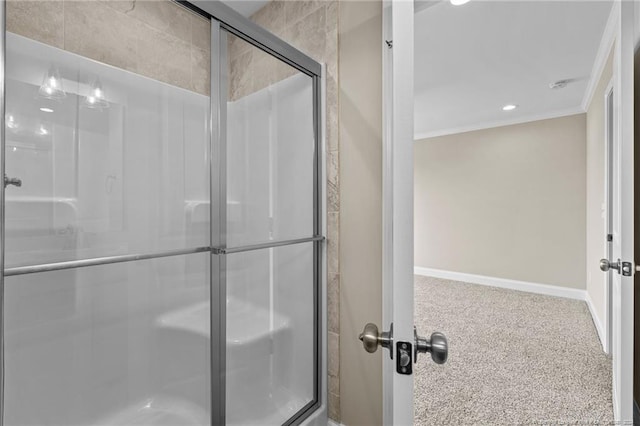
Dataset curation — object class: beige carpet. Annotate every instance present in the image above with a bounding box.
[414,275,613,425]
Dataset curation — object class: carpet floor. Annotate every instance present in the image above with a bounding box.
[414,275,613,425]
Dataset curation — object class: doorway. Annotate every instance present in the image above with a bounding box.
[413,0,616,423]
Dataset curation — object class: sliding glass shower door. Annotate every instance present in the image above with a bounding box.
[2,23,212,426]
[0,2,323,426]
[220,31,320,425]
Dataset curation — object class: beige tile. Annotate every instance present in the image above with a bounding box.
[328,391,341,422]
[328,373,339,395]
[228,49,253,101]
[328,273,340,333]
[285,6,326,62]
[136,26,192,90]
[64,1,139,72]
[324,26,338,65]
[191,13,211,51]
[99,0,136,14]
[127,0,192,44]
[327,212,339,275]
[326,82,338,152]
[191,46,210,96]
[328,331,339,377]
[272,58,298,86]
[251,1,286,37]
[252,47,278,94]
[7,0,64,48]
[228,32,252,61]
[285,0,323,27]
[326,0,338,32]
[327,149,339,212]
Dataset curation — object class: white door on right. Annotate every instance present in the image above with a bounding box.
[599,1,634,422]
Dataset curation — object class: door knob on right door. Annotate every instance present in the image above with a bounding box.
[414,328,448,365]
[599,258,621,273]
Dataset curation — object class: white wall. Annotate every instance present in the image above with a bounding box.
[414,114,587,290]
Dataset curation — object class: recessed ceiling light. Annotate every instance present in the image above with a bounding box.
[39,107,54,113]
[502,104,518,111]
[450,0,470,5]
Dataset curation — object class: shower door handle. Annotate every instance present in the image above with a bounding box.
[4,174,21,188]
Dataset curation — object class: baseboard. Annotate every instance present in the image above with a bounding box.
[585,292,607,352]
[414,267,587,301]
[328,420,344,426]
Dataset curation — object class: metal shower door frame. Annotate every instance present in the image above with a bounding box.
[204,6,325,423]
[0,0,325,425]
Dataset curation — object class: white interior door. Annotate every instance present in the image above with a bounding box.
[380,1,448,424]
[381,0,415,424]
[608,0,634,422]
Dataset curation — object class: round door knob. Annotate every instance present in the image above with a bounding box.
[415,329,448,365]
[429,332,448,365]
[358,323,393,357]
[600,258,620,272]
[358,323,381,353]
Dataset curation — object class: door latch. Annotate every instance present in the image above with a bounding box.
[621,261,633,277]
[396,342,412,375]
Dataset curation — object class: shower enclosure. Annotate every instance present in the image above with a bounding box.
[0,1,325,425]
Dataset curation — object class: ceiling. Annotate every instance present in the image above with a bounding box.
[414,1,613,139]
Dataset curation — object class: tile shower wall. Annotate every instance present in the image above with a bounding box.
[7,0,211,95]
[242,1,340,421]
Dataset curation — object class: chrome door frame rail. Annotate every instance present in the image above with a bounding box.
[213,236,325,255]
[2,236,325,277]
[0,0,6,424]
[210,19,226,426]
[4,247,212,277]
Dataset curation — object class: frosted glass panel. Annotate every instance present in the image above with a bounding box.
[225,243,314,425]
[4,33,210,267]
[226,34,314,248]
[4,253,211,426]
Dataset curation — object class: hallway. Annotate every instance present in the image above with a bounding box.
[414,275,613,425]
